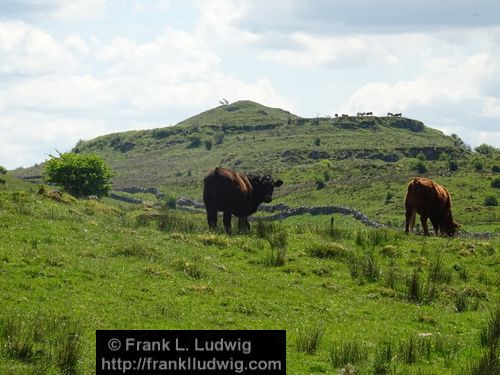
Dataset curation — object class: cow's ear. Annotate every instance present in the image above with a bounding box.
[274,179,283,187]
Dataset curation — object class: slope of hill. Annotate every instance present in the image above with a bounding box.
[13,100,500,232]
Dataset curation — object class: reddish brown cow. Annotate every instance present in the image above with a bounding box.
[405,177,459,236]
[203,167,283,233]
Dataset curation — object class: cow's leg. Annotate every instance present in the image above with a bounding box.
[238,217,250,233]
[420,215,430,235]
[206,209,217,230]
[223,211,232,234]
[430,217,440,235]
[405,209,416,233]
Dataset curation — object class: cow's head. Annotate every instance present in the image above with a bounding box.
[441,215,460,237]
[250,175,283,203]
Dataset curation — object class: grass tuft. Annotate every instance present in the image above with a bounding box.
[296,324,325,355]
[329,339,368,368]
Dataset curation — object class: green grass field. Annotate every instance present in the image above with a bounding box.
[0,175,498,374]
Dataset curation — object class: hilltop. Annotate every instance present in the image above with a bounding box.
[13,100,499,232]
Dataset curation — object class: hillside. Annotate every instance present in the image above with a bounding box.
[0,174,499,373]
[13,100,500,232]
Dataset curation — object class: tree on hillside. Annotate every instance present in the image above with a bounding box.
[43,153,113,197]
[474,143,498,156]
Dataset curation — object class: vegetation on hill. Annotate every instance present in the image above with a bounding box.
[12,101,500,233]
[44,153,113,197]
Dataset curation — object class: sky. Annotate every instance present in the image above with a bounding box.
[1,0,500,169]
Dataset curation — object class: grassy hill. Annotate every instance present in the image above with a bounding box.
[13,100,500,232]
[0,174,498,373]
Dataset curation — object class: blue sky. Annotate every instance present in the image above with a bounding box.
[1,0,500,169]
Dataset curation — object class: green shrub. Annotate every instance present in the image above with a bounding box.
[0,165,6,174]
[473,159,484,171]
[187,136,202,148]
[204,139,213,151]
[43,152,113,197]
[474,143,497,156]
[449,160,458,172]
[491,178,500,189]
[414,160,427,174]
[315,178,325,190]
[484,196,498,207]
[492,165,500,173]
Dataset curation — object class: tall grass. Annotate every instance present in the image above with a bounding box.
[296,324,325,355]
[0,315,83,373]
[466,307,499,374]
[329,339,368,368]
[1,317,35,361]
[428,253,452,284]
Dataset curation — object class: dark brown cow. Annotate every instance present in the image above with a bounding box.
[405,177,459,236]
[203,167,283,233]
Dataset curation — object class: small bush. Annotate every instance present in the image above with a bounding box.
[214,133,224,145]
[44,152,113,197]
[414,161,428,174]
[473,159,484,171]
[296,324,325,355]
[491,178,500,188]
[315,178,326,190]
[314,138,321,146]
[484,195,498,207]
[164,194,177,209]
[329,339,368,368]
[187,136,202,148]
[492,165,500,173]
[449,160,458,172]
[0,165,6,174]
[204,139,212,151]
[385,192,394,204]
[475,143,497,156]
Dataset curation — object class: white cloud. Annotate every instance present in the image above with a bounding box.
[0,75,116,111]
[0,21,77,74]
[346,52,496,114]
[0,21,290,168]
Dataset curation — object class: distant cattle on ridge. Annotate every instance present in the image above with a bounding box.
[203,167,283,233]
[405,177,459,236]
